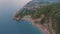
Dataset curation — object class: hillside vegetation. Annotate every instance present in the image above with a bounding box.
[31,3,60,34]
[17,3,60,34]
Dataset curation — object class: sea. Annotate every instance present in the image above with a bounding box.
[0,0,42,34]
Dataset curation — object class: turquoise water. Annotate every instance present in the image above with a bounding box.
[0,2,42,34]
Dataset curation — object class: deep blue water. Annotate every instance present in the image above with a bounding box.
[0,2,42,34]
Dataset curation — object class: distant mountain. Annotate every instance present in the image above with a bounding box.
[24,0,51,7]
[24,0,60,7]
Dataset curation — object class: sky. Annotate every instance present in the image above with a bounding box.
[12,0,31,8]
[0,0,31,9]
[0,0,31,16]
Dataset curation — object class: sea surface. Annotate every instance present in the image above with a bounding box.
[0,0,42,34]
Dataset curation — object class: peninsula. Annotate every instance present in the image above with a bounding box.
[13,0,60,34]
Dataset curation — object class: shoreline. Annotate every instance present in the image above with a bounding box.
[13,14,56,34]
[13,15,49,34]
[25,18,49,34]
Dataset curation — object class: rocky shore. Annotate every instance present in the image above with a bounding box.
[13,14,50,34]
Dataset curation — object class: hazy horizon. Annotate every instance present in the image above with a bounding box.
[0,0,31,9]
[0,0,31,15]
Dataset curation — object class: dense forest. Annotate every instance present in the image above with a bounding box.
[31,3,60,34]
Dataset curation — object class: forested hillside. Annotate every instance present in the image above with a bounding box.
[18,3,60,34]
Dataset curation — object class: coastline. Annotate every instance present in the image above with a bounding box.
[25,17,49,34]
[13,14,56,34]
[13,15,49,34]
